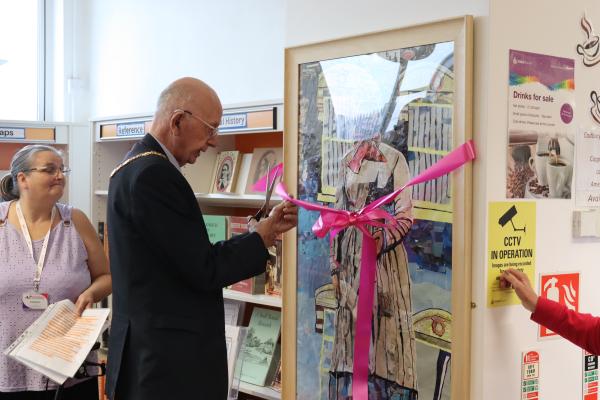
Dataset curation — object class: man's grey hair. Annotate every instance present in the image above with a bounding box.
[155,83,193,115]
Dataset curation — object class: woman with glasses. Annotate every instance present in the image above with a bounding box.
[0,145,111,399]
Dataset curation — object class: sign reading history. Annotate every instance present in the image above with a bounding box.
[220,113,248,130]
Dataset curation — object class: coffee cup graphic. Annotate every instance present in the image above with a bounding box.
[577,14,600,66]
[527,137,549,186]
[591,91,600,125]
[546,156,572,198]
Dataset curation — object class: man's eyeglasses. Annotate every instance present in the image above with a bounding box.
[24,165,71,176]
[174,109,219,138]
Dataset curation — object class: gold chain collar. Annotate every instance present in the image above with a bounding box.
[110,151,168,178]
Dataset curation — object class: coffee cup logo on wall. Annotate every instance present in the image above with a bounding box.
[577,14,600,67]
[591,91,600,125]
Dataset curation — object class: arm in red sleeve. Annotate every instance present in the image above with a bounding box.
[531,297,600,355]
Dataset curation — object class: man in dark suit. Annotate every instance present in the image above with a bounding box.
[105,77,297,400]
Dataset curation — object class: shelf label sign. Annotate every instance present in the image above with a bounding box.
[521,350,540,400]
[220,113,248,131]
[0,127,25,140]
[116,122,145,137]
[583,350,598,400]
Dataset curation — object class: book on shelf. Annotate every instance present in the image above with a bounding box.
[244,147,284,195]
[227,216,265,294]
[224,299,245,326]
[203,215,228,243]
[270,356,282,392]
[228,216,249,237]
[3,299,110,384]
[264,237,282,297]
[240,307,281,386]
[225,325,247,397]
[210,150,242,194]
[229,274,266,296]
[97,221,105,245]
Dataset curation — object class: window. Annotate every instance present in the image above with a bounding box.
[0,0,43,120]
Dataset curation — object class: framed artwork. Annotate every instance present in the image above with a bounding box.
[282,16,473,400]
[210,150,241,194]
[244,147,283,194]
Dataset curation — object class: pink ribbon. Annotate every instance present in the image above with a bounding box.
[252,163,284,192]
[277,140,476,400]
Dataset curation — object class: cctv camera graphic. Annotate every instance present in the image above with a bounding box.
[498,205,526,233]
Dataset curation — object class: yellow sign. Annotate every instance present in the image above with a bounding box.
[487,201,536,307]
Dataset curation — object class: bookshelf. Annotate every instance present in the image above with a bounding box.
[90,101,284,400]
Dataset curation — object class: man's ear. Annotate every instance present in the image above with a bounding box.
[171,112,183,134]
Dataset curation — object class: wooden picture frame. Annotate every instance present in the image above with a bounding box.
[210,150,241,194]
[283,16,473,400]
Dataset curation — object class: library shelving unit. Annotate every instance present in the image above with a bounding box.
[90,101,283,400]
[0,120,89,209]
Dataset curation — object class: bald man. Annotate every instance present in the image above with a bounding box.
[105,77,297,400]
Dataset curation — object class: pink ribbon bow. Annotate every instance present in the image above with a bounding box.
[277,140,476,400]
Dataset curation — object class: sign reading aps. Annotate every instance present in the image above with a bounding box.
[0,128,25,140]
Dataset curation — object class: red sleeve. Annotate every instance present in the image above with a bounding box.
[531,297,600,355]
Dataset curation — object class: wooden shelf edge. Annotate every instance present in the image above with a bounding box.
[238,381,281,400]
[223,289,281,308]
[95,190,281,208]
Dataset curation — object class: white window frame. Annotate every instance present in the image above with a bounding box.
[38,0,46,121]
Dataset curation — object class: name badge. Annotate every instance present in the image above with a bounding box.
[22,291,49,310]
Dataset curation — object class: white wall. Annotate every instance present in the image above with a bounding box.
[84,0,285,119]
[285,0,489,47]
[482,1,600,399]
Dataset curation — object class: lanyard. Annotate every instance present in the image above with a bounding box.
[15,201,56,292]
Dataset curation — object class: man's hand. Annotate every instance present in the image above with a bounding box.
[253,201,298,247]
[499,269,539,312]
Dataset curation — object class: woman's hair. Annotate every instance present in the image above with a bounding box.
[0,145,64,201]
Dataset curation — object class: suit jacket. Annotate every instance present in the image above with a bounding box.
[105,134,268,400]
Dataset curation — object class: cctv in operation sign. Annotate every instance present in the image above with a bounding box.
[487,201,536,307]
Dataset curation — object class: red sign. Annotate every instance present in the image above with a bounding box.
[522,350,540,400]
[540,272,580,338]
[584,350,599,400]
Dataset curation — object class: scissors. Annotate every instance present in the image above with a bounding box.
[250,164,279,222]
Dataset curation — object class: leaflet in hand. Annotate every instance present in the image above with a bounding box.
[3,299,110,384]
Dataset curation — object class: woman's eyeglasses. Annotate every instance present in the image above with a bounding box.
[25,165,71,176]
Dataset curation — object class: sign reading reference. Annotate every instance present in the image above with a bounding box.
[116,122,145,137]
[0,127,25,140]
